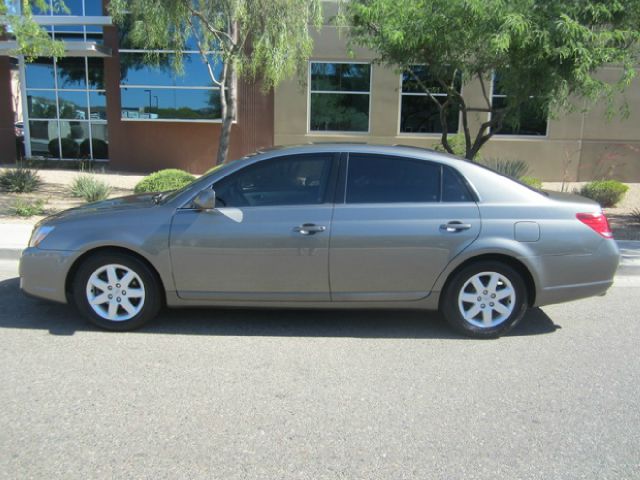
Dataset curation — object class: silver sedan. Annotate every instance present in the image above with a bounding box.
[20,144,620,338]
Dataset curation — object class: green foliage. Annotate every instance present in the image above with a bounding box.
[343,0,640,159]
[134,169,196,194]
[630,208,640,224]
[0,167,42,193]
[480,158,529,179]
[70,175,112,203]
[520,176,543,190]
[1,1,66,59]
[579,180,629,208]
[12,198,46,217]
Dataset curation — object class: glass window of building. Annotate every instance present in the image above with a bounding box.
[25,57,108,160]
[32,0,104,40]
[309,62,371,133]
[119,51,224,122]
[491,72,548,136]
[400,66,461,134]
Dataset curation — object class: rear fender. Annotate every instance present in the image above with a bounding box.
[431,236,541,295]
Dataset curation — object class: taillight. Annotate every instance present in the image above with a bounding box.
[576,212,613,238]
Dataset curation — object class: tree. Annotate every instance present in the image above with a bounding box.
[109,0,322,165]
[342,0,640,160]
[1,1,65,58]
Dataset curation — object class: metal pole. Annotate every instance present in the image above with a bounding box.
[17,55,31,159]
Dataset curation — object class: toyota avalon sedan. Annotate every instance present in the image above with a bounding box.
[20,144,620,338]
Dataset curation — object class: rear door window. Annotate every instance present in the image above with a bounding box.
[346,154,441,203]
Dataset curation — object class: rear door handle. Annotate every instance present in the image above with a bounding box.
[440,221,472,233]
[294,223,327,235]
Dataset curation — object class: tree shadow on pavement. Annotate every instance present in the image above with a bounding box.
[0,277,560,339]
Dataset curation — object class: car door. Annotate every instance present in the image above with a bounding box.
[169,153,338,301]
[329,153,481,301]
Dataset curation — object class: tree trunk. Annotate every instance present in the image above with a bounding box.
[216,65,235,166]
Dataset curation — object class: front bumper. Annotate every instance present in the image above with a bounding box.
[19,247,77,304]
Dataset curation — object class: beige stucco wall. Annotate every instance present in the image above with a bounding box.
[274,17,640,181]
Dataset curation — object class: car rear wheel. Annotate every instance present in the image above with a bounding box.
[72,252,162,331]
[441,261,528,338]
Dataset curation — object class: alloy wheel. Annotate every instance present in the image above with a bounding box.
[457,271,516,328]
[85,264,146,322]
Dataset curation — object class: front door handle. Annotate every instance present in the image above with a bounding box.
[440,221,472,233]
[294,223,327,235]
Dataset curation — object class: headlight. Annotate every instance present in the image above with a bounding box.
[29,225,55,248]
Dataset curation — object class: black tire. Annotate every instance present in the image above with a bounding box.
[440,261,528,339]
[72,252,163,331]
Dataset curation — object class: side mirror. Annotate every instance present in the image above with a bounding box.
[193,189,216,211]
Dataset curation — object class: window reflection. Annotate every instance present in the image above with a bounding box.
[24,55,108,159]
[121,89,221,120]
[120,53,221,87]
[25,59,55,89]
[27,91,57,119]
[57,57,87,89]
[58,91,89,119]
[29,120,59,158]
[309,62,371,132]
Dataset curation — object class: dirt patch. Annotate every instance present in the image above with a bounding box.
[0,167,146,224]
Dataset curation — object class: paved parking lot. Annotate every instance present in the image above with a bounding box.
[1,259,639,479]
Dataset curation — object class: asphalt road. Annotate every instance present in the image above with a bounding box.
[1,259,639,480]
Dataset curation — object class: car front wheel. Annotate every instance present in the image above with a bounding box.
[441,261,528,338]
[72,252,162,331]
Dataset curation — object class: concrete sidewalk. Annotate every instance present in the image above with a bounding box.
[0,223,33,260]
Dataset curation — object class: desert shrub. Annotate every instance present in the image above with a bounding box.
[70,174,112,202]
[12,198,45,217]
[79,138,109,160]
[480,158,530,180]
[134,169,196,194]
[579,180,629,208]
[520,176,543,190]
[0,167,42,193]
[48,138,79,158]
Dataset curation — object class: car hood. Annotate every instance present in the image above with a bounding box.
[46,193,158,222]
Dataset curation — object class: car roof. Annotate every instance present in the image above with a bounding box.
[257,143,465,166]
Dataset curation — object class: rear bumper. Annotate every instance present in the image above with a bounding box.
[533,239,619,307]
[19,247,76,304]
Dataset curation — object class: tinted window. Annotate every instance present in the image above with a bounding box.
[346,155,440,203]
[214,155,333,207]
[309,62,370,132]
[442,167,474,202]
